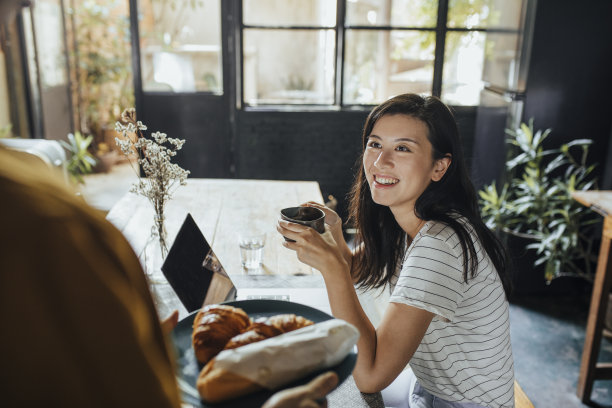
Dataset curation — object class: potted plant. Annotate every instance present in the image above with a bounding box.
[478,120,600,292]
[60,131,97,184]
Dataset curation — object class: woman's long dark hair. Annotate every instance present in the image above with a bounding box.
[348,94,511,297]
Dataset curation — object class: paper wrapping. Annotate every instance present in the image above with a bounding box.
[213,319,359,389]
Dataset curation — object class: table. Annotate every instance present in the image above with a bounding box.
[106,178,384,408]
[572,191,612,403]
[107,178,327,317]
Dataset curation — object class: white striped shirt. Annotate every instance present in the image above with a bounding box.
[389,219,515,408]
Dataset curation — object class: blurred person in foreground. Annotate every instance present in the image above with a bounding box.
[0,1,337,406]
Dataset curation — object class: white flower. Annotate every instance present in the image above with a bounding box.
[114,108,190,257]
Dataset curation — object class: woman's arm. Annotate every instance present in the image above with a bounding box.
[319,266,434,393]
[277,220,434,393]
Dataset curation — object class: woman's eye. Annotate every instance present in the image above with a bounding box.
[396,145,411,152]
[367,141,381,148]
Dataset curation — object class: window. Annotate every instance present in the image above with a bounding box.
[241,0,525,107]
[242,0,336,105]
[137,0,223,93]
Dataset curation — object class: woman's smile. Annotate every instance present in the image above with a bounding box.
[373,174,400,187]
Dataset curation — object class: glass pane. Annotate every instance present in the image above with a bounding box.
[482,33,521,90]
[243,29,335,105]
[32,0,68,89]
[346,0,438,27]
[441,31,486,106]
[243,0,336,27]
[138,0,222,93]
[343,30,434,105]
[70,0,133,136]
[448,0,524,29]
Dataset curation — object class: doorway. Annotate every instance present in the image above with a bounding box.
[129,0,234,178]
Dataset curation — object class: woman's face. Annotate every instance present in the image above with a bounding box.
[363,114,447,213]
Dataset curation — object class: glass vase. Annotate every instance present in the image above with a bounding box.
[139,222,167,284]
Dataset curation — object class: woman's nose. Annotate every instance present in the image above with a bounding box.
[374,150,393,168]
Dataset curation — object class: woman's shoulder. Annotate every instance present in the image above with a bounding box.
[420,217,461,239]
[419,215,477,247]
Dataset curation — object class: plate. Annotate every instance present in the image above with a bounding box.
[170,299,357,408]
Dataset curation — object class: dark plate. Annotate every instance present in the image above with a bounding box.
[171,299,357,408]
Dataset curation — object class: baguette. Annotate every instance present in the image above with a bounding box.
[196,358,263,403]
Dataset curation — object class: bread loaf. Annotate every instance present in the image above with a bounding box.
[192,306,317,402]
[191,304,251,364]
[196,358,263,403]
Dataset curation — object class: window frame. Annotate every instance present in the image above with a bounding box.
[238,0,524,110]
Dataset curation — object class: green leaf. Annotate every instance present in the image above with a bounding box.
[566,139,593,148]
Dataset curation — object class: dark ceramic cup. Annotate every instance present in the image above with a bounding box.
[280,206,326,242]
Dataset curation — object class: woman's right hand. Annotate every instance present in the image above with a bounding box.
[302,202,344,247]
[277,201,353,278]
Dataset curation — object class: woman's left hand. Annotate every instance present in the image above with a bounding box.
[277,220,348,277]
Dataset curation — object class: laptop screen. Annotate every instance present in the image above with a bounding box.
[161,213,236,312]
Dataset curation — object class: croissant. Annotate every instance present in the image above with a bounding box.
[224,314,314,350]
[192,304,251,364]
[224,321,283,349]
[266,314,313,332]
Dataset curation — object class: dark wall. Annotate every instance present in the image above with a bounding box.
[523,0,612,182]
[234,107,477,221]
[235,110,367,220]
[140,94,232,179]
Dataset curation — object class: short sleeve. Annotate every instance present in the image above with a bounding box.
[389,234,464,321]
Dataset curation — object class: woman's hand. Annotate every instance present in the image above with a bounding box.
[277,220,348,278]
[301,202,353,270]
[302,202,343,245]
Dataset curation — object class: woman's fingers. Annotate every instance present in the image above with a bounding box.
[303,202,340,226]
[277,219,336,244]
[278,219,305,235]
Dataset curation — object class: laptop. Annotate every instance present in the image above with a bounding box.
[161,214,330,314]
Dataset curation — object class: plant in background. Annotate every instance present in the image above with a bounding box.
[114,108,190,257]
[0,124,12,138]
[68,0,134,149]
[479,119,599,282]
[60,131,97,184]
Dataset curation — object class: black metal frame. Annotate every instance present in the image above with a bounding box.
[20,6,44,138]
[5,0,74,139]
[237,0,523,110]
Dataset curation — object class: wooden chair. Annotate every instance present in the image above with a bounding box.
[515,380,535,408]
[572,191,612,404]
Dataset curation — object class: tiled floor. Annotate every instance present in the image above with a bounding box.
[510,284,612,408]
[81,165,612,407]
[80,161,138,212]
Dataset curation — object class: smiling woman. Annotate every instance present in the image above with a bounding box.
[277,93,514,408]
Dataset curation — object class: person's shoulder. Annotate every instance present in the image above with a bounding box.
[420,219,455,242]
[419,215,476,250]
